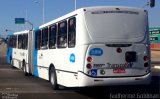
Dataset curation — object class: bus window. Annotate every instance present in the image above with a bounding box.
[22,35,25,49]
[23,34,28,49]
[18,35,22,49]
[12,36,14,48]
[14,35,17,48]
[68,17,76,48]
[49,24,57,49]
[25,34,28,49]
[41,28,48,49]
[58,21,67,48]
[35,30,41,50]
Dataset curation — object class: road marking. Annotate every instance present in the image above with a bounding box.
[154,66,160,69]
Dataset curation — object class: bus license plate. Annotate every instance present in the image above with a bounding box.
[113,68,125,73]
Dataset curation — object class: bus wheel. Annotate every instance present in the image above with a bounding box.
[50,67,59,90]
[22,61,28,76]
[10,59,15,68]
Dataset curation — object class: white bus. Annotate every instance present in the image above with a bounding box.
[7,6,151,90]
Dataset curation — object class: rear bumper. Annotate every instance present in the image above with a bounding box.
[78,72,151,87]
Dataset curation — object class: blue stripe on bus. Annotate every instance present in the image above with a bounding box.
[7,47,13,64]
[33,28,39,77]
[33,49,39,77]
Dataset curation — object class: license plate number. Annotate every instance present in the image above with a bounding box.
[113,68,125,73]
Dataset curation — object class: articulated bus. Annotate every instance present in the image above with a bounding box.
[7,6,151,89]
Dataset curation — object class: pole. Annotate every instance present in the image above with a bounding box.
[75,0,76,10]
[42,0,45,24]
[25,9,28,30]
[34,0,45,24]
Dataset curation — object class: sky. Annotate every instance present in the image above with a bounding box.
[0,0,160,37]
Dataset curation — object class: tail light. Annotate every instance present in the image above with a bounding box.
[117,48,122,53]
[86,63,92,69]
[143,56,148,61]
[87,56,93,62]
[144,62,149,67]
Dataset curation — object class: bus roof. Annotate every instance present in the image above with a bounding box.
[39,6,145,29]
[13,30,30,35]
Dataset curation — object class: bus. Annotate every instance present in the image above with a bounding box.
[7,6,151,90]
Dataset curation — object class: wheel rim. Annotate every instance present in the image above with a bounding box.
[50,73,55,85]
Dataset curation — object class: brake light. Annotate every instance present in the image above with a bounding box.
[117,48,122,53]
[144,62,149,67]
[86,63,92,69]
[144,56,148,61]
[87,56,93,62]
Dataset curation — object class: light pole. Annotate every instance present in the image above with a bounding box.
[74,0,77,10]
[35,0,45,24]
[42,0,44,24]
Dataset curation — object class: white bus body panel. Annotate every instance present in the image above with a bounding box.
[35,6,151,87]
[78,72,151,86]
[12,30,29,70]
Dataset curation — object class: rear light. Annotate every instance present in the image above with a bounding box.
[87,56,93,62]
[144,62,149,67]
[144,56,148,61]
[117,48,122,53]
[86,63,92,69]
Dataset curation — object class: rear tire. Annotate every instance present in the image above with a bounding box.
[22,61,29,76]
[50,67,59,90]
[10,59,15,68]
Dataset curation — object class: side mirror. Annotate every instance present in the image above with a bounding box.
[150,0,155,7]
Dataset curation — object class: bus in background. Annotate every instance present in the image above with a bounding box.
[7,6,151,90]
[7,30,33,76]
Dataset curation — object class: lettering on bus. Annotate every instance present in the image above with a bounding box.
[93,62,133,69]
[107,62,133,69]
[89,48,103,56]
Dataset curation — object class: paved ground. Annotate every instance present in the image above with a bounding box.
[151,50,160,64]
[0,43,159,99]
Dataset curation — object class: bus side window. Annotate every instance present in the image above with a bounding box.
[35,30,41,50]
[22,34,28,50]
[68,17,76,48]
[12,36,14,48]
[49,24,57,49]
[41,28,48,49]
[18,35,22,49]
[25,34,28,49]
[58,21,67,48]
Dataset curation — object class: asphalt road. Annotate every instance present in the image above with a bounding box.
[0,44,159,99]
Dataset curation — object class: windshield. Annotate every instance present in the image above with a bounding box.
[85,8,147,43]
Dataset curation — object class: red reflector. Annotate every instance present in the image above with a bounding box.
[87,57,93,62]
[117,48,122,53]
[86,64,92,69]
[144,56,148,61]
